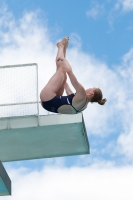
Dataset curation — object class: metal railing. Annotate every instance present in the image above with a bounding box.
[0,63,43,118]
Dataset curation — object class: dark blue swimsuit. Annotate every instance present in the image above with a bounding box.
[42,93,87,113]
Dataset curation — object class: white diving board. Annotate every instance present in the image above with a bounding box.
[0,113,90,162]
[0,161,11,196]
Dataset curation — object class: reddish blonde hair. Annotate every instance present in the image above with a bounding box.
[91,88,107,105]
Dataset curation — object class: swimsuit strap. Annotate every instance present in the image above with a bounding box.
[71,96,88,113]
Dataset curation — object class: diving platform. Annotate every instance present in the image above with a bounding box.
[0,161,11,196]
[0,63,90,161]
[0,113,89,162]
[0,63,90,196]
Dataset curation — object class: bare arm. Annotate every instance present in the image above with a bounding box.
[58,57,86,95]
[67,70,85,95]
[64,82,73,95]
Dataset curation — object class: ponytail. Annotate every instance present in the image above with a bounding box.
[91,88,107,106]
[98,98,107,105]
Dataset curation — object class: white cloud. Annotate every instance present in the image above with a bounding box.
[67,46,133,160]
[114,48,133,160]
[0,7,56,116]
[116,0,133,11]
[122,0,133,11]
[66,46,133,140]
[76,154,116,168]
[69,33,82,49]
[117,127,133,158]
[86,4,104,19]
[1,165,133,200]
[93,47,133,161]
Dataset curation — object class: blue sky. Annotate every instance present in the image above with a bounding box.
[0,0,133,199]
[2,0,133,64]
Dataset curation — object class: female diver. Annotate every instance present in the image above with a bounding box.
[40,37,106,114]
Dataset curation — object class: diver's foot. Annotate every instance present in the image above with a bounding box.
[56,36,69,49]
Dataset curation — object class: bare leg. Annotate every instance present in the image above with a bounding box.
[40,37,69,101]
[55,37,69,96]
[55,46,66,96]
[40,62,66,102]
[61,58,72,73]
[56,37,69,62]
[56,46,65,62]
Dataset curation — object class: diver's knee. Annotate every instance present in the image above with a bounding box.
[56,58,64,68]
[56,57,64,64]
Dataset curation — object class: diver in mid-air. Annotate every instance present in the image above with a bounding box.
[40,37,106,114]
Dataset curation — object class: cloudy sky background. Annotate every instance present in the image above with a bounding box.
[0,0,133,199]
